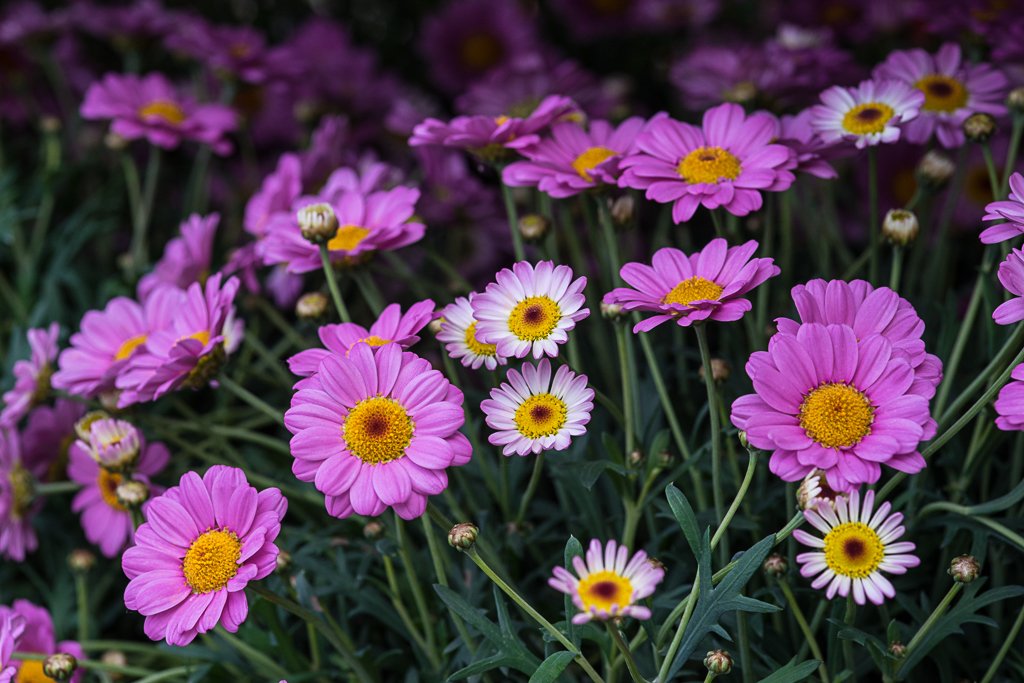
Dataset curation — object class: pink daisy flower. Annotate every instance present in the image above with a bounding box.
[0,611,24,683]
[69,435,169,557]
[122,466,286,646]
[0,601,84,683]
[80,72,238,154]
[873,43,1007,149]
[137,213,219,301]
[778,109,840,180]
[604,239,779,333]
[1,323,59,428]
[810,79,924,149]
[115,274,240,407]
[995,364,1024,431]
[287,299,436,378]
[52,287,182,400]
[981,172,1024,244]
[245,153,302,238]
[794,489,920,605]
[472,261,589,360]
[165,23,301,85]
[285,343,471,521]
[619,104,796,223]
[730,323,933,492]
[21,398,85,482]
[0,429,41,561]
[993,248,1024,325]
[437,294,507,371]
[548,539,665,624]
[502,117,645,198]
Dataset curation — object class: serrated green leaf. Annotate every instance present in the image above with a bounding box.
[528,651,576,683]
[756,659,822,683]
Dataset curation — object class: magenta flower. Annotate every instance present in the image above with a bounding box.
[778,110,840,180]
[551,0,718,40]
[80,72,238,154]
[810,79,924,149]
[122,466,286,646]
[1,323,59,428]
[604,239,779,333]
[873,43,1007,149]
[669,45,772,111]
[287,299,436,378]
[0,429,41,561]
[619,105,795,223]
[165,23,301,85]
[115,274,240,406]
[138,213,219,301]
[437,294,507,371]
[21,399,84,482]
[285,343,471,520]
[0,601,83,683]
[981,172,1024,244]
[0,610,23,683]
[995,364,1024,431]
[245,154,302,238]
[731,323,933,492]
[503,118,645,197]
[69,436,169,557]
[52,288,182,400]
[993,248,1024,325]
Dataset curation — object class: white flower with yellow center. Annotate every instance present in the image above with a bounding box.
[811,79,924,149]
[794,489,920,605]
[437,295,507,370]
[472,261,589,359]
[481,359,593,456]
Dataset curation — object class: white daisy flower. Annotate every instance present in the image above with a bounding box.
[796,468,849,511]
[811,79,924,149]
[437,294,507,370]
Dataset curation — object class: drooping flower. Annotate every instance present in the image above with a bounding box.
[472,261,589,359]
[795,469,848,511]
[287,300,436,378]
[981,172,1024,244]
[481,359,594,456]
[810,79,924,149]
[437,294,507,371]
[994,364,1024,431]
[731,323,933,492]
[604,239,779,333]
[619,104,796,223]
[285,343,471,520]
[21,399,85,482]
[0,610,24,683]
[873,43,1007,149]
[0,600,84,683]
[993,248,1024,325]
[0,430,41,561]
[1,323,59,428]
[794,489,920,605]
[503,117,645,197]
[548,539,665,624]
[69,435,169,557]
[80,72,238,154]
[121,466,286,646]
[778,109,840,180]
[137,213,219,301]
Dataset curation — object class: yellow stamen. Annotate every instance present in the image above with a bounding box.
[8,464,33,520]
[507,296,562,341]
[464,322,497,357]
[823,521,885,578]
[114,333,148,361]
[138,100,186,125]
[572,146,618,182]
[677,146,741,185]
[98,469,126,511]
[841,102,895,135]
[663,276,723,307]
[182,529,242,594]
[577,570,633,612]
[799,383,874,449]
[460,33,503,71]
[915,75,968,113]
[344,397,414,464]
[513,393,567,439]
[327,224,370,252]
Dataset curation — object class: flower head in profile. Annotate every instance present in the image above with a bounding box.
[794,489,919,605]
[995,364,1024,431]
[244,153,302,238]
[288,300,436,379]
[481,359,594,456]
[138,213,219,301]
[981,172,1024,244]
[472,261,589,359]
[731,323,934,492]
[993,248,1024,325]
[619,104,795,223]
[796,469,848,511]
[0,429,43,561]
[75,418,142,472]
[0,610,24,683]
[80,72,238,154]
[165,23,301,85]
[1,323,59,429]
[285,343,471,520]
[22,398,85,483]
[873,43,1007,149]
[437,294,507,371]
[811,79,924,149]
[604,239,779,333]
[121,466,287,646]
[549,539,665,623]
[503,117,645,198]
[778,109,840,180]
[0,600,84,683]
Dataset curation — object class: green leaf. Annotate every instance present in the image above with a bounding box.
[564,536,584,646]
[960,477,1024,515]
[665,483,702,558]
[756,659,822,683]
[528,651,576,683]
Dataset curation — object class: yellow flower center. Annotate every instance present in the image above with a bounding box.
[841,102,895,135]
[16,660,56,683]
[577,570,633,612]
[507,296,562,341]
[513,393,568,439]
[464,322,497,357]
[344,397,414,464]
[177,330,211,347]
[229,42,250,59]
[7,464,34,520]
[182,528,242,594]
[460,33,503,71]
[327,224,371,252]
[822,521,885,578]
[677,146,742,185]
[98,469,126,511]
[799,383,874,449]
[30,364,52,405]
[915,74,968,113]
[138,100,186,125]
[663,276,723,307]
[356,335,390,348]
[114,333,148,361]
[571,146,618,182]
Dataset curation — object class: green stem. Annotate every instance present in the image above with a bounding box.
[657,574,700,683]
[75,573,89,642]
[842,596,858,683]
[868,147,879,283]
[695,324,724,526]
[318,244,352,323]
[709,209,726,238]
[421,515,476,654]
[617,325,637,456]
[382,553,440,669]
[980,600,1024,683]
[515,453,546,524]
[939,324,1024,427]
[218,626,291,680]
[12,652,156,678]
[982,143,1002,201]
[778,579,830,683]
[394,515,439,665]
[33,481,81,496]
[606,622,647,683]
[131,667,193,683]
[136,146,162,274]
[597,197,623,285]
[636,328,695,461]
[889,246,903,291]
[352,267,386,315]
[501,183,526,261]
[218,375,283,424]
[1002,114,1024,192]
[710,450,757,551]
[900,583,962,670]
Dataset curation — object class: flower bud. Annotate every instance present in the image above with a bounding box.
[81,418,141,473]
[916,150,955,189]
[428,316,444,335]
[448,522,479,550]
[737,431,749,449]
[295,292,329,320]
[275,550,292,573]
[101,650,127,680]
[882,209,919,246]
[699,358,731,383]
[796,469,845,510]
[297,203,339,244]
[963,113,997,143]
[656,449,675,467]
[68,549,96,573]
[518,214,549,241]
[43,653,77,682]
[104,132,128,151]
[888,641,907,658]
[627,449,644,467]
[762,553,788,577]
[600,301,625,320]
[610,195,635,226]
[704,649,733,675]
[115,480,150,508]
[363,520,385,539]
[1008,86,1024,114]
[74,411,110,441]
[40,116,61,134]
[948,554,981,584]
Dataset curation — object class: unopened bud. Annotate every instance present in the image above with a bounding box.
[428,316,444,335]
[600,301,625,320]
[796,469,845,510]
[610,195,635,226]
[297,203,339,244]
[963,113,997,143]
[699,358,731,383]
[74,410,110,441]
[917,150,956,189]
[948,554,980,584]
[101,650,127,680]
[656,449,675,467]
[295,292,328,320]
[704,649,733,675]
[448,522,479,550]
[43,653,77,682]
[363,520,385,539]
[275,550,292,573]
[883,209,919,246]
[40,116,61,134]
[115,480,150,508]
[738,431,749,449]
[104,132,128,151]
[1008,86,1024,113]
[628,449,644,467]
[68,549,96,573]
[81,418,141,472]
[888,641,907,658]
[763,553,788,577]
[518,214,549,241]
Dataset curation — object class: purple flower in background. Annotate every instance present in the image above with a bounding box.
[550,0,718,40]
[995,364,1024,431]
[670,44,770,110]
[21,399,85,482]
[993,248,1024,325]
[1,323,59,429]
[810,79,923,149]
[778,110,840,179]
[0,429,42,561]
[165,23,301,84]
[138,213,219,301]
[0,601,83,683]
[981,172,1024,244]
[245,154,302,238]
